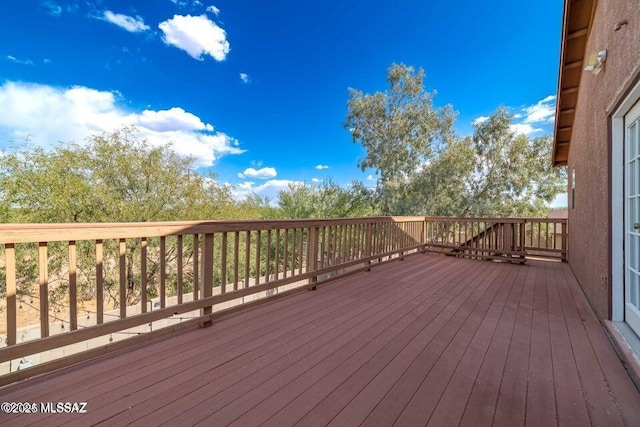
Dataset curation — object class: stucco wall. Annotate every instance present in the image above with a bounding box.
[567,0,640,320]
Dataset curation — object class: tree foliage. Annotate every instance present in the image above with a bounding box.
[0,128,237,309]
[277,180,375,219]
[346,63,565,216]
[346,63,456,212]
[0,128,233,223]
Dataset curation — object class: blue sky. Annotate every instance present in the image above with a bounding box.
[0,0,564,203]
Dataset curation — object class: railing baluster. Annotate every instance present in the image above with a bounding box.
[39,242,49,337]
[201,233,214,326]
[309,226,319,286]
[255,230,261,285]
[331,226,337,265]
[69,240,77,330]
[283,229,289,278]
[299,228,304,275]
[320,227,326,269]
[244,231,250,288]
[96,240,104,323]
[274,229,280,281]
[344,225,350,261]
[562,221,568,262]
[291,228,297,276]
[193,234,199,300]
[160,236,166,309]
[221,232,227,293]
[233,231,240,290]
[118,238,126,318]
[176,235,183,305]
[520,220,526,261]
[140,238,147,314]
[305,227,311,272]
[545,222,551,249]
[5,243,16,346]
[353,224,358,259]
[345,225,350,261]
[265,229,271,283]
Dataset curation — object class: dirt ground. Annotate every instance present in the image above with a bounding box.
[0,284,111,335]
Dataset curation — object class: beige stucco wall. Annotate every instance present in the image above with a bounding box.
[567,0,640,319]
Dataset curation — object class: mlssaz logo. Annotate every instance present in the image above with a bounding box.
[40,402,88,414]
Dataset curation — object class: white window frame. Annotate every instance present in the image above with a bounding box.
[612,79,640,321]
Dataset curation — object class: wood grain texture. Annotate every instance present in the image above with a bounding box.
[1,255,638,427]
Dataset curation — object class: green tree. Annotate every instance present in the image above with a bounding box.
[277,179,374,219]
[411,109,564,217]
[0,128,233,223]
[0,128,236,308]
[237,193,281,219]
[345,63,456,213]
[346,64,565,216]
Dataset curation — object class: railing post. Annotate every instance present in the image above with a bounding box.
[200,233,214,327]
[39,242,49,338]
[308,226,319,289]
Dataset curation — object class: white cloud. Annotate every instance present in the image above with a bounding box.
[312,178,320,183]
[236,181,255,190]
[232,179,303,202]
[239,73,250,84]
[510,123,542,136]
[42,1,62,16]
[0,81,243,167]
[158,14,230,61]
[522,95,556,124]
[366,174,375,181]
[102,11,150,33]
[137,107,213,132]
[505,95,557,136]
[206,5,220,15]
[237,167,277,179]
[315,164,329,170]
[6,55,33,66]
[472,116,489,126]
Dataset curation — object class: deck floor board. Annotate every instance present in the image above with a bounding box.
[1,253,639,426]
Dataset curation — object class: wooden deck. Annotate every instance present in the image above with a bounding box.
[0,253,639,426]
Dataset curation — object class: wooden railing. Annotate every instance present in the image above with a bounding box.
[423,217,567,263]
[0,217,424,379]
[0,215,566,383]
